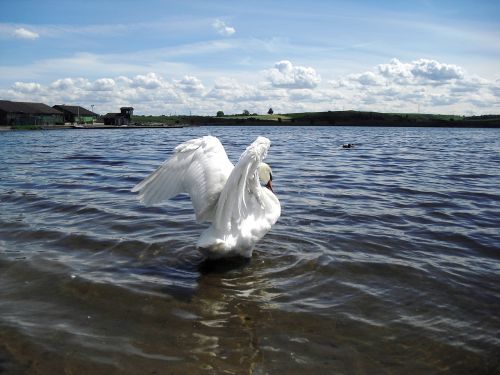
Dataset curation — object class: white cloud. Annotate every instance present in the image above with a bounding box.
[131,73,165,89]
[329,58,500,113]
[449,76,488,94]
[2,58,499,116]
[488,80,500,97]
[213,19,235,36]
[12,27,39,40]
[50,78,71,90]
[50,77,88,90]
[12,82,41,93]
[4,73,189,114]
[174,75,205,95]
[90,78,116,91]
[116,76,133,85]
[377,58,415,84]
[267,60,321,89]
[466,93,497,108]
[410,59,464,82]
[207,77,270,102]
[377,58,464,85]
[329,78,353,89]
[357,72,386,86]
[429,94,460,106]
[348,71,386,86]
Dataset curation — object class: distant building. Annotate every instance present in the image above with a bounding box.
[53,105,99,124]
[0,100,64,126]
[103,107,134,126]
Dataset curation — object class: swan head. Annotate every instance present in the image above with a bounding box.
[258,162,273,192]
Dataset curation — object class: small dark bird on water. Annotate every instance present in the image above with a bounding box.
[342,143,355,148]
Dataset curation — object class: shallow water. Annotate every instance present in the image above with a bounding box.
[0,126,499,374]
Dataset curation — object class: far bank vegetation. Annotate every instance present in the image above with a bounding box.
[131,110,500,128]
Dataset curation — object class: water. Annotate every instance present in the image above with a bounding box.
[0,126,499,374]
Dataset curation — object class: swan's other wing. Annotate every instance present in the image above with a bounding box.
[131,136,234,223]
[198,136,280,256]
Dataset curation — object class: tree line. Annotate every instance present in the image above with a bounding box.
[216,108,274,117]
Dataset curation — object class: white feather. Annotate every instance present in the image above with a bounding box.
[131,136,233,223]
[132,136,281,258]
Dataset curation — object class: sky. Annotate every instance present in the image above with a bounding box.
[1,0,499,115]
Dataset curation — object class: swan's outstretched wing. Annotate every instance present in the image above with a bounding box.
[214,136,271,229]
[131,136,234,223]
[198,136,281,256]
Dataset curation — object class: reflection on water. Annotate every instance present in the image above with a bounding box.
[0,126,500,374]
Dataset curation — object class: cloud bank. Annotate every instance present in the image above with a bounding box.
[1,58,498,116]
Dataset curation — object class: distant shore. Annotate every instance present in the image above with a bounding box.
[0,123,187,131]
[2,110,499,130]
[133,110,500,128]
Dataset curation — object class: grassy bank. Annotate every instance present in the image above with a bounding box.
[132,111,500,128]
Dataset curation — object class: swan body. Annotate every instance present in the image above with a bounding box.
[131,136,281,259]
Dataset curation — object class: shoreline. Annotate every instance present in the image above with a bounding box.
[1,122,499,131]
[2,111,499,130]
[131,110,500,128]
[0,124,188,131]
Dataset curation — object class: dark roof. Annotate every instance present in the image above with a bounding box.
[103,113,123,118]
[53,105,98,116]
[0,100,63,115]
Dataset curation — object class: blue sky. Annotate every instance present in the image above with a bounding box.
[1,0,499,115]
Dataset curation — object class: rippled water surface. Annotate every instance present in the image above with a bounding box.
[1,126,499,374]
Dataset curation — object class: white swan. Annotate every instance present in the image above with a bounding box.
[131,136,281,259]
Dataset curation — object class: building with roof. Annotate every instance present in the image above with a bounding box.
[103,107,134,126]
[52,105,99,124]
[0,100,64,126]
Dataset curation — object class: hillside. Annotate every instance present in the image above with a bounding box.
[132,111,500,128]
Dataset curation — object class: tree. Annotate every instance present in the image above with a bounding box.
[242,110,250,116]
[216,110,224,117]
[268,107,274,115]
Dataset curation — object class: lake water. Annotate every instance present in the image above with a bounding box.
[0,126,499,374]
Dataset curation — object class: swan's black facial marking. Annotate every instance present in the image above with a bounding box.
[265,179,273,192]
